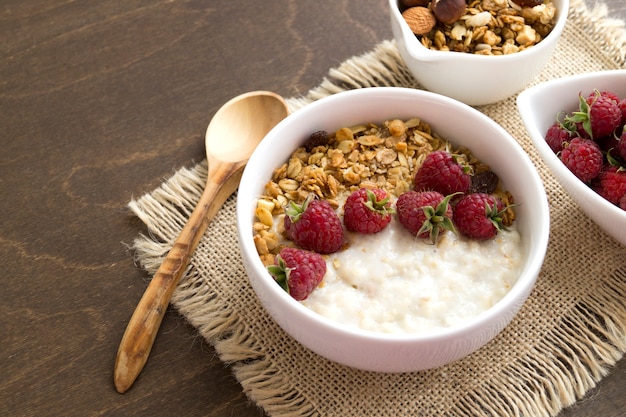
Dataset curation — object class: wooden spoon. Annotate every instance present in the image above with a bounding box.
[114,91,289,394]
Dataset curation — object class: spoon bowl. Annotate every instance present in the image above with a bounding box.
[114,91,289,394]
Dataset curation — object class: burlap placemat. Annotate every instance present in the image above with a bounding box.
[128,1,626,416]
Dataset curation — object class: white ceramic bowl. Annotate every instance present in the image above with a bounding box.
[237,87,550,372]
[517,70,626,247]
[388,0,569,106]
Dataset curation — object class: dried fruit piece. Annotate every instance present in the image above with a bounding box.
[402,6,437,35]
[400,0,430,8]
[511,0,543,6]
[304,130,330,152]
[469,170,499,194]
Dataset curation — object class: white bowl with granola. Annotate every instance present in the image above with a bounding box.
[237,87,549,372]
[389,0,569,106]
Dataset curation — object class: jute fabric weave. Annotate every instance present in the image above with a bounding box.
[129,1,626,415]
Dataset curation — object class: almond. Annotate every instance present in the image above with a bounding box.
[402,7,436,35]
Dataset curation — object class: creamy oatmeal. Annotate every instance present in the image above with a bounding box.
[301,214,523,334]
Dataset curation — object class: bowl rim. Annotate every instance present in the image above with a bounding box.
[389,0,570,63]
[517,69,626,222]
[238,87,550,343]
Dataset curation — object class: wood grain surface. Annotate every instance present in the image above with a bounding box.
[1,1,624,416]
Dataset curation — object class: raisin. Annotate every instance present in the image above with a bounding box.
[469,170,499,194]
[304,130,330,152]
[510,0,542,7]
[400,0,430,10]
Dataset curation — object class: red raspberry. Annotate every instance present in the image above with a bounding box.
[620,194,626,211]
[591,90,620,104]
[343,188,394,234]
[595,131,621,154]
[284,195,344,254]
[594,166,626,205]
[453,193,507,240]
[396,190,456,243]
[573,121,591,140]
[616,126,626,161]
[267,247,326,301]
[544,121,574,153]
[559,138,603,182]
[566,90,622,139]
[618,98,626,125]
[413,150,471,195]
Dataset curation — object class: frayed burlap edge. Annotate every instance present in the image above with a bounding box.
[129,1,626,416]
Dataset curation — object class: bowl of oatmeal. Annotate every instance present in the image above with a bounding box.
[389,0,569,106]
[237,87,549,372]
[517,70,626,246]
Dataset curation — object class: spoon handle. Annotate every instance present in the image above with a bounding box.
[113,161,245,394]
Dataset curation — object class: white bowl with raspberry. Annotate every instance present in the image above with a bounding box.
[517,69,626,247]
[389,0,569,106]
[237,87,550,373]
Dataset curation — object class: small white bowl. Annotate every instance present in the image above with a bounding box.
[388,0,569,106]
[517,69,626,247]
[237,87,550,372]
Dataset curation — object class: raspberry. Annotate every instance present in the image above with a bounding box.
[594,166,626,205]
[414,150,471,195]
[595,132,620,154]
[396,190,456,243]
[284,195,344,254]
[544,121,574,153]
[620,194,626,211]
[267,247,326,301]
[343,188,394,234]
[559,138,603,182]
[616,126,626,161]
[619,98,626,125]
[453,193,506,240]
[592,90,620,104]
[566,90,622,139]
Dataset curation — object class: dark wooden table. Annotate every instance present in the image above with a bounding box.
[2,1,624,416]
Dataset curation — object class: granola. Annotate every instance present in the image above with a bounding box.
[406,0,558,55]
[253,118,515,264]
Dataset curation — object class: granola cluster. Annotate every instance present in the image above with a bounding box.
[253,118,514,265]
[417,0,557,55]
